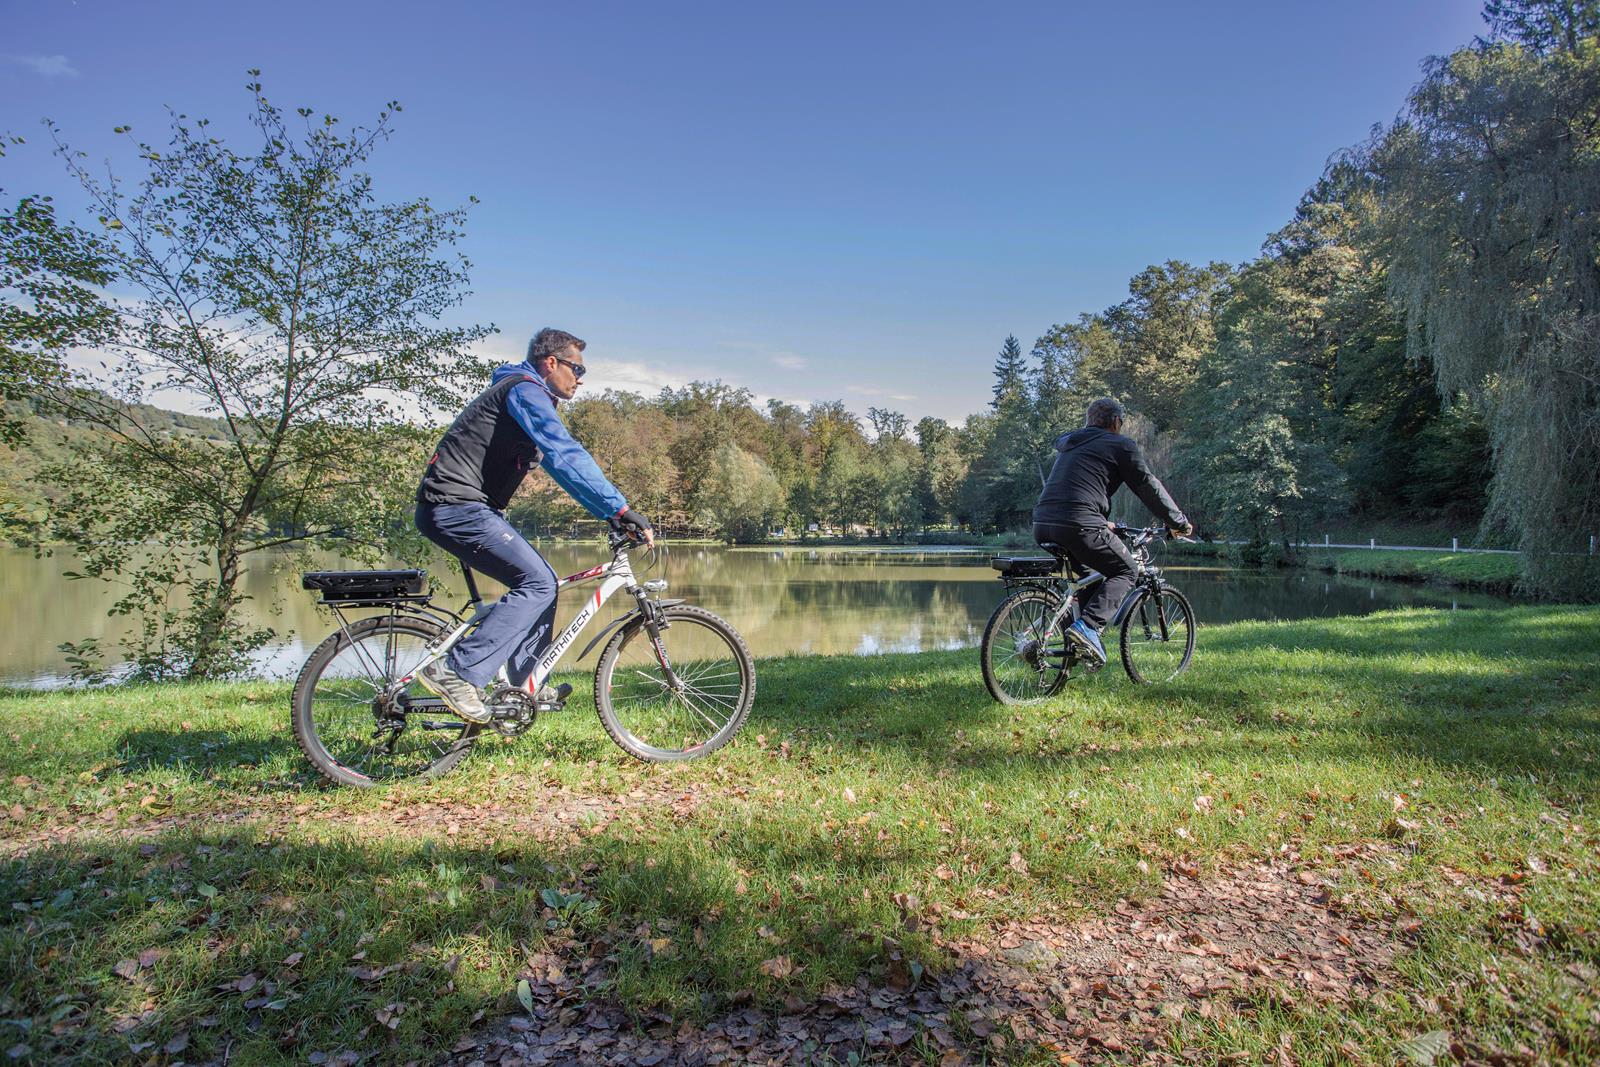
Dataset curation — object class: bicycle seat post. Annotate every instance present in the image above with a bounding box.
[461,564,483,606]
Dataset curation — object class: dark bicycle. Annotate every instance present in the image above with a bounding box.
[979,523,1196,704]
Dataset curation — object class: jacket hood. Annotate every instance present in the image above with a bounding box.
[493,362,537,385]
[1054,426,1109,453]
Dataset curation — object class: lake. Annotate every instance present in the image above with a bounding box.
[0,543,1516,688]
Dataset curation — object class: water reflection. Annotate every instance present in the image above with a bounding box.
[0,545,1517,687]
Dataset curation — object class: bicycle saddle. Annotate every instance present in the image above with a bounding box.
[1036,542,1090,581]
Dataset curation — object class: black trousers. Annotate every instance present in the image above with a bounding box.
[1033,521,1137,630]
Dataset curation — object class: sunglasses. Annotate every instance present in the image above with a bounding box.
[553,355,587,379]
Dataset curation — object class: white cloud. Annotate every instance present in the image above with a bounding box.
[714,340,809,372]
[8,54,78,78]
[846,385,918,404]
[582,359,695,398]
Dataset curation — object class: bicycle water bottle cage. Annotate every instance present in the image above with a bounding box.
[301,570,430,606]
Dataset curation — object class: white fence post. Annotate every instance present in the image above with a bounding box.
[1451,537,1458,553]
[1324,533,1330,547]
[1369,538,1376,549]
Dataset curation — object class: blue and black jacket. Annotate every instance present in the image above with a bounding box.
[417,362,627,518]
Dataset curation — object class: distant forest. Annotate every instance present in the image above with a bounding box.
[0,190,1512,549]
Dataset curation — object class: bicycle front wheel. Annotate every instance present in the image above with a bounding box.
[1119,585,1196,684]
[594,605,755,762]
[291,615,482,788]
[980,588,1070,705]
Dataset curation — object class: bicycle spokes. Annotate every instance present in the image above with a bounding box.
[1120,587,1196,684]
[596,608,754,761]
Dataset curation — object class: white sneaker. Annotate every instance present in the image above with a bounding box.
[418,660,492,723]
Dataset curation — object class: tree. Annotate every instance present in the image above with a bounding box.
[816,437,866,531]
[0,177,116,446]
[1102,260,1233,431]
[1483,0,1600,52]
[695,441,783,542]
[991,334,1026,407]
[866,406,908,442]
[1365,27,1600,594]
[44,79,494,679]
[914,416,965,526]
[863,435,922,534]
[1181,261,1345,555]
[564,390,681,525]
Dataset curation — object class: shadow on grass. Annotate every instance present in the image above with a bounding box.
[111,728,313,791]
[0,822,926,1065]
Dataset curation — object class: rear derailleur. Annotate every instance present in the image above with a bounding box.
[1017,634,1095,680]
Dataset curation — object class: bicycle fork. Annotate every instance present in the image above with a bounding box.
[637,598,684,692]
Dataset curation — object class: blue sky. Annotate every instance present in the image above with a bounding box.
[4,0,1484,423]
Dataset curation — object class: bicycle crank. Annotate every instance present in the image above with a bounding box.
[486,687,539,737]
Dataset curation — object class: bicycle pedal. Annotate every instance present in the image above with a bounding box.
[536,682,573,711]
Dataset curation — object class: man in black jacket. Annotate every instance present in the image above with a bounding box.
[1033,397,1191,665]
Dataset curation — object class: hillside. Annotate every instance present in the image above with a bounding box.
[1,394,234,532]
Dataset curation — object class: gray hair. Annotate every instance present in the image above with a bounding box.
[528,328,586,363]
[1085,397,1125,429]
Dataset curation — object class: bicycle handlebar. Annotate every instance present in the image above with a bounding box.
[1112,523,1196,548]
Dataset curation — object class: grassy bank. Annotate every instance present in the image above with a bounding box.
[1158,539,1526,596]
[2,606,1598,1064]
[1302,548,1523,595]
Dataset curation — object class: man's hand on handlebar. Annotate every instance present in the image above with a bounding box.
[611,506,655,547]
[1170,521,1194,539]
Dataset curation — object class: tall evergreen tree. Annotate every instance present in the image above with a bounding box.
[991,334,1026,407]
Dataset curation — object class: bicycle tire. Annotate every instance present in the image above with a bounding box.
[980,587,1071,705]
[291,615,482,788]
[594,605,754,762]
[1119,585,1196,684]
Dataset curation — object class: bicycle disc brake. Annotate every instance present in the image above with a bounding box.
[486,687,539,737]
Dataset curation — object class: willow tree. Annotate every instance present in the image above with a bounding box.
[46,78,494,679]
[1365,15,1600,595]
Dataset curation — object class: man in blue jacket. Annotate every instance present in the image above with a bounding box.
[414,328,653,722]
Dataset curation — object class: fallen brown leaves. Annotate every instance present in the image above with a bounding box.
[0,779,709,859]
[439,851,1405,1066]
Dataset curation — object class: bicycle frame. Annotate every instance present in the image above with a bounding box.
[391,549,647,698]
[1012,534,1170,639]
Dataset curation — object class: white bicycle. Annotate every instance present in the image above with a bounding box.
[290,531,755,787]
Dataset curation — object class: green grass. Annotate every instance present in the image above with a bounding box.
[2,606,1598,1064]
[1305,547,1524,595]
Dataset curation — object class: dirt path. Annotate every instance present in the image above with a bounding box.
[440,851,1407,1066]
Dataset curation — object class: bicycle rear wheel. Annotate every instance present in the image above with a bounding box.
[980,588,1071,705]
[1119,585,1196,684]
[594,605,754,762]
[291,615,482,788]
